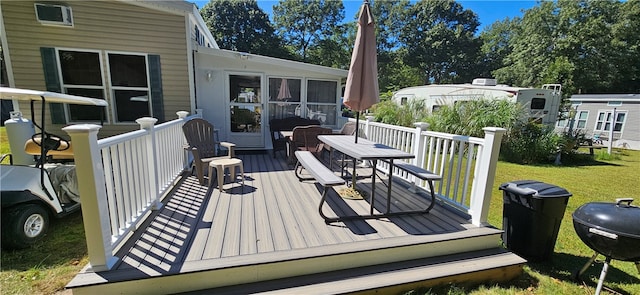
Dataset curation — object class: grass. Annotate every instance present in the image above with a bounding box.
[1,127,11,163]
[1,125,639,294]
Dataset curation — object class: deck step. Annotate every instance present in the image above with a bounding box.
[182,248,526,295]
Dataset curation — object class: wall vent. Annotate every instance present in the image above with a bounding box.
[35,3,73,27]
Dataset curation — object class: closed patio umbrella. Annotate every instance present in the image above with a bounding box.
[276,78,292,101]
[343,0,379,143]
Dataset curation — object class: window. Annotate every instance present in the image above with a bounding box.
[575,111,588,129]
[267,77,301,121]
[556,111,569,128]
[306,80,338,125]
[595,111,626,132]
[530,98,546,110]
[57,49,106,121]
[108,53,150,122]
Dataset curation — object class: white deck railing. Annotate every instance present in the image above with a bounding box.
[63,111,196,271]
[65,114,504,272]
[356,117,505,226]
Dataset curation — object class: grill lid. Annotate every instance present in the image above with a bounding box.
[572,198,640,239]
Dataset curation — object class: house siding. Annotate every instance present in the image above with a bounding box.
[2,0,191,137]
[574,101,640,142]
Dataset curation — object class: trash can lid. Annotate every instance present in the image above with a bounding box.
[499,180,572,198]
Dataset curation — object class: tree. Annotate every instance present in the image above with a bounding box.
[272,0,344,63]
[399,0,480,84]
[478,17,519,80]
[492,0,634,95]
[200,0,290,58]
[611,0,640,93]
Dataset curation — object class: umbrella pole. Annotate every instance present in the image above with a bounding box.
[354,111,360,143]
[351,111,360,188]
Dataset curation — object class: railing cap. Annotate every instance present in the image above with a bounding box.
[136,117,158,129]
[482,127,507,134]
[63,124,102,134]
[176,111,189,119]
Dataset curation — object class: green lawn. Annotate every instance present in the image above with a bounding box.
[1,127,638,294]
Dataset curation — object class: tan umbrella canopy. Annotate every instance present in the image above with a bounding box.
[276,78,292,101]
[343,0,379,142]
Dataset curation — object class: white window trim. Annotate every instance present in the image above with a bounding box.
[105,51,152,124]
[594,110,627,134]
[305,78,341,127]
[607,101,622,106]
[55,47,109,124]
[575,110,589,129]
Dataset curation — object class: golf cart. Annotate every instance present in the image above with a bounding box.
[1,87,107,249]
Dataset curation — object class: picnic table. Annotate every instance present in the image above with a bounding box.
[315,135,437,222]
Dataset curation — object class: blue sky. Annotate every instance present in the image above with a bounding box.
[193,0,538,33]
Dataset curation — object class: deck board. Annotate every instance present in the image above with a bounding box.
[104,152,498,286]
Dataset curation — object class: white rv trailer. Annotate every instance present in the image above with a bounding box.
[392,78,562,125]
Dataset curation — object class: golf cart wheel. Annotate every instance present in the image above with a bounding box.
[1,204,50,249]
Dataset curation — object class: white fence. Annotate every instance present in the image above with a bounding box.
[355,117,505,225]
[63,111,195,271]
[65,114,503,272]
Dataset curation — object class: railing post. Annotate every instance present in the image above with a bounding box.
[408,122,430,192]
[176,111,189,119]
[470,127,506,226]
[176,111,191,171]
[364,115,375,139]
[136,117,162,210]
[63,124,118,272]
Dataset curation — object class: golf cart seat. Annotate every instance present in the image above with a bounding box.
[24,137,74,160]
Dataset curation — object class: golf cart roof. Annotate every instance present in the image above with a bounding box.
[0,87,108,106]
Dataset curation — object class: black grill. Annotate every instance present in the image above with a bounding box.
[572,198,640,295]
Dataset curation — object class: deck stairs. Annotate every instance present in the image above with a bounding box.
[181,246,525,294]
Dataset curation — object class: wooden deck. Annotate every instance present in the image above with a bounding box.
[67,152,525,294]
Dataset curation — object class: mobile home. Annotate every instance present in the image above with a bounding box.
[556,93,640,150]
[392,78,562,125]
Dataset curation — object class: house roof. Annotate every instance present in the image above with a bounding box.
[198,47,348,77]
[570,93,640,102]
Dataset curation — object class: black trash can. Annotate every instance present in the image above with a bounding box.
[500,180,572,262]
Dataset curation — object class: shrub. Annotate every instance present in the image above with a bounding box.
[426,99,525,137]
[369,98,430,127]
[501,121,561,164]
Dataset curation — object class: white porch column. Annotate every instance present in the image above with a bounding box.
[63,124,118,272]
[469,127,506,226]
[136,117,162,210]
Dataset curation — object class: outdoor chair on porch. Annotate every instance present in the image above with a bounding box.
[268,116,321,159]
[289,125,333,159]
[182,118,236,185]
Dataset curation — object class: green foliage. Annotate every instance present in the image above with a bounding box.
[200,0,291,59]
[490,0,638,93]
[0,127,10,164]
[272,0,345,63]
[595,149,622,161]
[500,121,561,164]
[426,99,524,138]
[369,98,430,127]
[399,0,480,84]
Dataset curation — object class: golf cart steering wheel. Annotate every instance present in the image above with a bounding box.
[30,132,70,152]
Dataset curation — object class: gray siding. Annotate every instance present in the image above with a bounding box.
[572,101,640,142]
